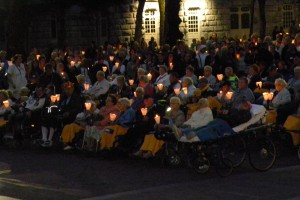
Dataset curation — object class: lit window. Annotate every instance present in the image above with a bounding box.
[145,10,156,33]
[283,4,293,28]
[188,9,199,33]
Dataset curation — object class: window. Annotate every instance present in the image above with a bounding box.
[230,7,250,30]
[188,9,199,33]
[230,14,239,29]
[283,4,294,28]
[145,10,156,33]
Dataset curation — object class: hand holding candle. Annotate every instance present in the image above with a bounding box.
[154,114,160,124]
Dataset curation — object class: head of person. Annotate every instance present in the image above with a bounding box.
[182,77,193,88]
[116,75,125,87]
[204,65,213,77]
[169,96,181,111]
[138,75,149,87]
[198,98,209,109]
[0,90,9,102]
[117,97,131,111]
[0,50,7,60]
[135,87,145,99]
[185,65,195,77]
[225,67,234,77]
[294,66,300,79]
[248,64,259,76]
[137,68,146,79]
[76,74,85,85]
[12,54,22,65]
[169,72,179,84]
[274,78,287,92]
[238,100,252,111]
[143,95,154,108]
[158,65,167,76]
[63,81,75,97]
[96,71,105,82]
[45,63,53,76]
[238,77,249,90]
[198,77,208,89]
[221,81,231,93]
[105,94,118,107]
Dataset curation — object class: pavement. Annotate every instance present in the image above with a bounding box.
[0,147,299,200]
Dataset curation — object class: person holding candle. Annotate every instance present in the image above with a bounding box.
[100,97,136,150]
[0,90,13,127]
[179,77,196,104]
[138,75,155,97]
[164,72,181,99]
[62,100,100,150]
[109,75,129,98]
[224,66,239,90]
[86,71,110,100]
[232,77,255,109]
[181,65,198,87]
[154,65,170,87]
[39,63,63,95]
[271,78,291,112]
[135,96,185,158]
[203,65,217,86]
[131,87,145,111]
[7,54,28,99]
[111,57,126,75]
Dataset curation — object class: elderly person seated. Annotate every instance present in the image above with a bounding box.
[138,75,155,97]
[154,65,170,87]
[100,97,136,150]
[203,65,217,86]
[232,77,255,109]
[62,100,100,150]
[134,96,185,158]
[172,98,213,139]
[109,75,129,98]
[0,90,13,127]
[86,71,110,99]
[131,87,145,111]
[181,65,198,87]
[288,66,300,100]
[179,77,196,104]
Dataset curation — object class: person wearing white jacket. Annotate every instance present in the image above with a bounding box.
[173,98,213,139]
[87,71,110,99]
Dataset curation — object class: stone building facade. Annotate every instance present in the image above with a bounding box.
[1,0,300,53]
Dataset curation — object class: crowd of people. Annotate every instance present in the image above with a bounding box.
[0,31,299,158]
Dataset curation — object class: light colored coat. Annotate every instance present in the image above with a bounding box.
[183,107,213,129]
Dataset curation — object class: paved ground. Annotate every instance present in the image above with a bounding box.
[0,147,299,200]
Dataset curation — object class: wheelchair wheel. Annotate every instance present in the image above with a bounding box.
[220,136,246,168]
[215,158,233,177]
[193,156,210,174]
[248,135,276,172]
[164,152,181,166]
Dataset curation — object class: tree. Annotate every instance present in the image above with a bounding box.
[134,0,146,43]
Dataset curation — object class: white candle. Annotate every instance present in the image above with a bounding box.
[169,62,173,70]
[154,114,160,124]
[36,54,40,60]
[157,83,164,91]
[56,94,60,102]
[115,62,120,68]
[84,83,90,91]
[134,91,137,97]
[81,51,85,55]
[147,73,152,81]
[236,53,240,59]
[110,113,117,121]
[85,102,92,111]
[256,81,262,89]
[50,95,57,103]
[109,56,114,62]
[263,92,269,101]
[3,100,9,108]
[174,88,180,95]
[217,74,223,81]
[198,76,203,80]
[141,108,148,116]
[129,79,134,86]
[182,87,188,95]
[70,61,75,67]
[225,91,233,100]
[102,66,107,72]
[217,91,223,100]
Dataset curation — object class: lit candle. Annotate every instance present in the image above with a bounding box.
[255,42,258,46]
[36,54,40,60]
[169,62,173,70]
[3,100,9,108]
[84,83,90,91]
[225,91,233,100]
[109,55,114,62]
[154,114,160,124]
[157,83,164,91]
[81,51,85,55]
[256,81,262,89]
[141,108,148,116]
[236,53,240,59]
[217,74,223,81]
[70,61,75,67]
[129,79,134,86]
[198,76,203,80]
[217,91,223,100]
[85,102,92,111]
[138,56,141,60]
[110,113,117,121]
[50,95,57,103]
[263,92,269,101]
[182,87,188,95]
[115,62,120,68]
[239,38,242,42]
[147,73,152,81]
[292,39,295,44]
[174,88,180,95]
[134,91,137,97]
[102,66,107,72]
[56,94,60,102]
